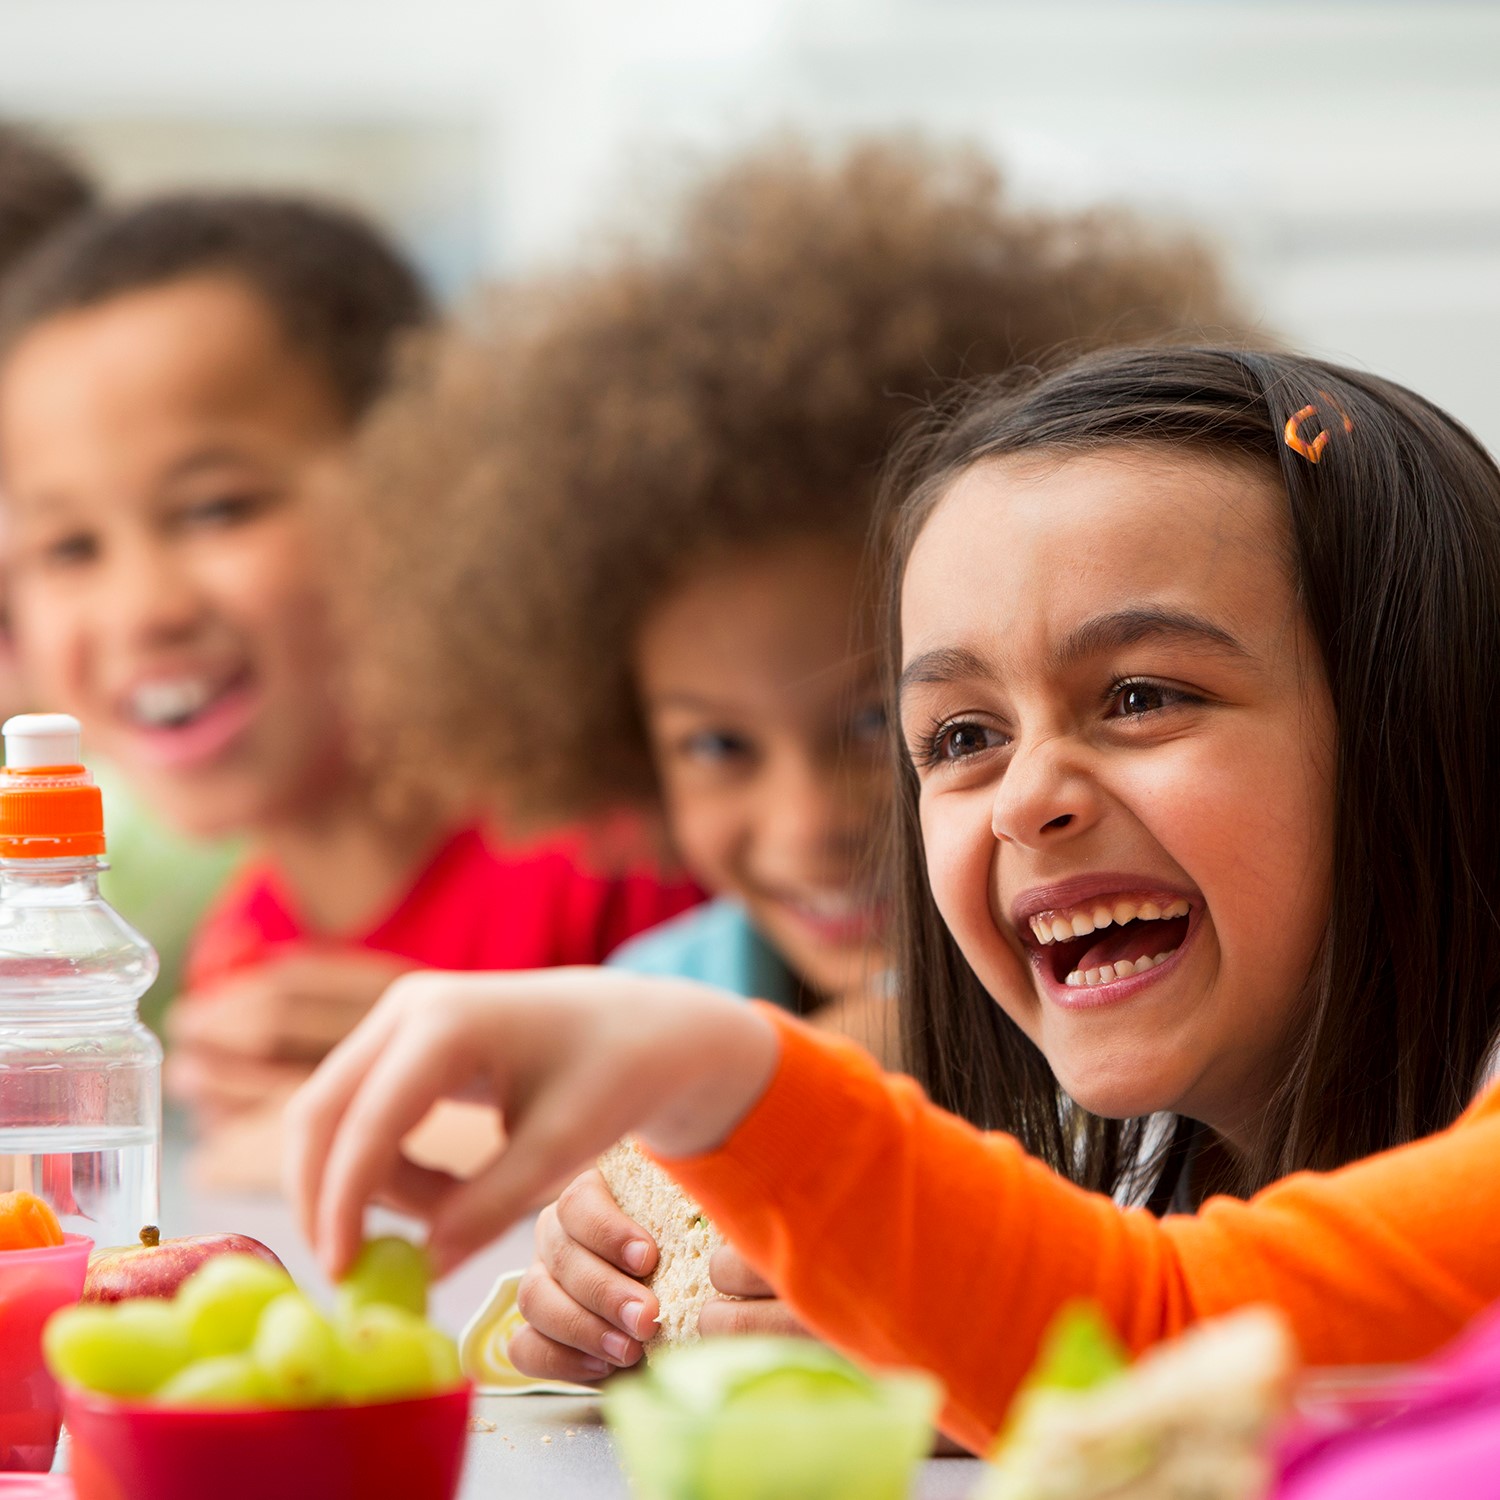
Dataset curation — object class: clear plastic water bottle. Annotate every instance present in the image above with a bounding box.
[0,714,161,1248]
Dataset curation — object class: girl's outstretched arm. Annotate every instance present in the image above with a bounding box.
[284,968,778,1280]
[290,975,1500,1454]
[661,1010,1500,1452]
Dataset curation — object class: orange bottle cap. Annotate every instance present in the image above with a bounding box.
[0,713,106,858]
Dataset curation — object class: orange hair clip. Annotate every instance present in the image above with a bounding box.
[1284,392,1354,464]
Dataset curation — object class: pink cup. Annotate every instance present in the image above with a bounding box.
[0,1235,92,1473]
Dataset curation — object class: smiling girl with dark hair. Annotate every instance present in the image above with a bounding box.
[289,345,1500,1453]
[890,345,1500,1205]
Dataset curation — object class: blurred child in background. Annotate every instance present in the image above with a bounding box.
[0,129,246,1026]
[0,125,224,1026]
[0,193,699,1183]
[348,137,1249,1377]
[351,138,1245,1071]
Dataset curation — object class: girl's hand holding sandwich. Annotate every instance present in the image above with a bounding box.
[511,1169,806,1384]
[285,967,780,1281]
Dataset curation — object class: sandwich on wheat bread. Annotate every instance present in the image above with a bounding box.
[599,1138,731,1358]
[982,1306,1296,1500]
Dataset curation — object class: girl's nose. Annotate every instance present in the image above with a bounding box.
[764,751,868,867]
[109,542,207,646]
[989,735,1101,848]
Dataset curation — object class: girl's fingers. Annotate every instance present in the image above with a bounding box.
[168,987,277,1058]
[283,988,414,1247]
[425,1060,653,1275]
[534,1203,661,1339]
[708,1244,777,1298]
[697,1295,808,1339]
[313,1008,479,1277]
[376,1154,464,1223]
[553,1169,659,1276]
[514,1263,645,1369]
[267,955,412,1059]
[166,1049,309,1112]
[506,1321,612,1386]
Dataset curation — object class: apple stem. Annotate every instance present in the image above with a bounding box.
[140,1225,160,1248]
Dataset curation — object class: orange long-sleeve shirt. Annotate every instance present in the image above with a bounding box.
[661,1005,1500,1455]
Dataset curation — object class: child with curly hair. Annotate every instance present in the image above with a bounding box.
[0,193,699,1183]
[352,138,1246,1080]
[338,137,1249,1373]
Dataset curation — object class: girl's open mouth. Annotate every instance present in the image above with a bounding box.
[1025,893,1194,993]
[115,665,259,770]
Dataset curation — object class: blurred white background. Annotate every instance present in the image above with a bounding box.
[2,0,1496,444]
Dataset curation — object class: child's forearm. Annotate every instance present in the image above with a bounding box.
[659,1006,1500,1452]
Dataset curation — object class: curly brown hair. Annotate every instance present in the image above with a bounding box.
[0,192,430,419]
[0,124,96,280]
[355,138,1251,829]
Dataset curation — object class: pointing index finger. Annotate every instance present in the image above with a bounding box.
[315,1008,492,1278]
[283,988,410,1248]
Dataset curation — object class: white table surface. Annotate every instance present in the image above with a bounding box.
[156,1122,988,1499]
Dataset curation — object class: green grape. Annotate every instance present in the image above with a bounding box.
[176,1254,295,1358]
[651,1337,871,1414]
[337,1305,441,1404]
[726,1367,873,1408]
[335,1236,430,1321]
[1024,1302,1127,1394]
[156,1354,269,1408]
[251,1292,341,1407]
[44,1301,192,1398]
[420,1324,463,1392]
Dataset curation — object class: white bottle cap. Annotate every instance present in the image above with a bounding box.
[3,713,84,769]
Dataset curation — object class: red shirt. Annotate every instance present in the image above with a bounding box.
[185,824,701,990]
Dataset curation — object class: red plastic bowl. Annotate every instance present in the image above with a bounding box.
[0,1234,92,1474]
[62,1383,472,1500]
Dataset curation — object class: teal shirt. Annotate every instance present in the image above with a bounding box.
[605,898,799,1012]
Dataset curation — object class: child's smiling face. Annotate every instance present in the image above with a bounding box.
[899,449,1337,1143]
[636,539,890,1003]
[0,275,353,839]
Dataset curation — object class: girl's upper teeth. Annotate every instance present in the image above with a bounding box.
[794,893,863,919]
[130,678,217,727]
[1030,896,1190,946]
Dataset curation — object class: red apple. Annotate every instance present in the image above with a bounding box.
[82,1225,288,1304]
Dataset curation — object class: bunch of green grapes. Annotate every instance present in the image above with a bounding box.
[43,1238,462,1409]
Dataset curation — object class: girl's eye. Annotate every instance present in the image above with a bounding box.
[178,492,267,530]
[37,533,99,570]
[1110,679,1195,718]
[849,703,888,745]
[918,719,1007,767]
[679,730,753,764]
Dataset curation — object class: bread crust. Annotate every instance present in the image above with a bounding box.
[599,1139,730,1358]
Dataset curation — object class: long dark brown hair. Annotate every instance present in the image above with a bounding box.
[885,346,1500,1202]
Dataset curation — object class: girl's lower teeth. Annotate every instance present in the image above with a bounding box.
[1064,950,1176,988]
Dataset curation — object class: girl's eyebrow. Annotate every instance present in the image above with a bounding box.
[164,446,262,482]
[898,645,994,700]
[1052,607,1250,669]
[899,608,1249,702]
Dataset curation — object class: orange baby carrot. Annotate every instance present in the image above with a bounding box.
[0,1190,65,1249]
